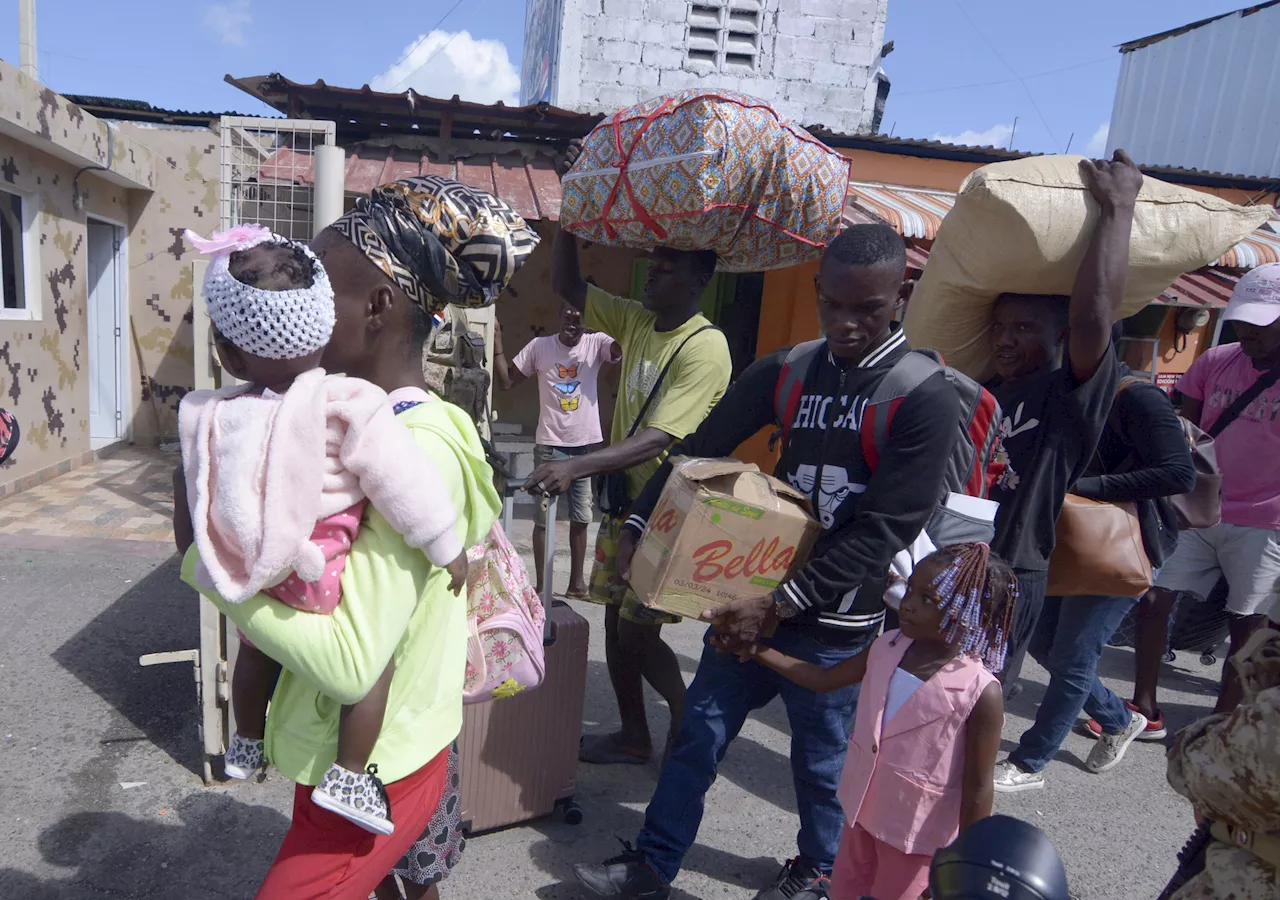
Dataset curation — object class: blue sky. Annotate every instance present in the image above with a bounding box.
[1,0,1244,157]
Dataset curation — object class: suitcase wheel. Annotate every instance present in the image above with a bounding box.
[1200,652,1217,666]
[557,796,583,826]
[1164,650,1177,664]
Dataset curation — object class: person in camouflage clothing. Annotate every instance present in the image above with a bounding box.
[1165,620,1280,899]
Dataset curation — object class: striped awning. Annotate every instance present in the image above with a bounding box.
[1216,215,1280,268]
[846,182,1278,270]
[846,182,955,240]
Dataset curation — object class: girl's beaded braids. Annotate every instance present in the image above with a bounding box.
[925,542,1019,672]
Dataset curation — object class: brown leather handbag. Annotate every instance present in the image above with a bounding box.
[1046,494,1153,598]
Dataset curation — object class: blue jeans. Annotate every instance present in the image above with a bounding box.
[1009,594,1136,773]
[636,625,871,883]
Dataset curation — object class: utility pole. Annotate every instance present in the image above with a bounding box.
[19,0,38,80]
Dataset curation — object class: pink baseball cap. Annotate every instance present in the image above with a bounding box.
[1224,262,1280,327]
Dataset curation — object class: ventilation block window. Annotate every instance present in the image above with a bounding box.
[684,0,761,73]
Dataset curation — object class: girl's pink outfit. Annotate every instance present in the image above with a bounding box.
[179,370,462,608]
[263,502,364,613]
[830,630,997,900]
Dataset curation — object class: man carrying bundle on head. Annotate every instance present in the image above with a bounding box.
[527,141,734,770]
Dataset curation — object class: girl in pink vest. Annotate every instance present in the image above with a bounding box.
[745,543,1016,900]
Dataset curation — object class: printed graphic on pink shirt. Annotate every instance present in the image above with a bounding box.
[513,332,616,448]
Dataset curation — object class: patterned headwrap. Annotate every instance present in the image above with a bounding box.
[331,175,540,314]
[927,542,1019,673]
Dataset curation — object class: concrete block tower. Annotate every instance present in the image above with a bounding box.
[520,0,891,134]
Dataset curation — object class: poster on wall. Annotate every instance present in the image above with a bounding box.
[1156,372,1183,395]
[520,0,565,106]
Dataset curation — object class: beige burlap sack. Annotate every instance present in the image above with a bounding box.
[904,155,1271,381]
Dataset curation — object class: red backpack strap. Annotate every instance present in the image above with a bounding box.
[771,340,825,452]
[963,384,1002,497]
[860,350,943,472]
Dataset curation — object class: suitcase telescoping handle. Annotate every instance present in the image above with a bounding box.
[544,600,567,646]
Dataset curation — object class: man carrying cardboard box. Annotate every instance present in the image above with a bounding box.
[572,223,964,900]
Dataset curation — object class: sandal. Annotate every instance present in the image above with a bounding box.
[579,733,650,766]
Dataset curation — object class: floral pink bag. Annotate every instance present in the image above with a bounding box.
[463,522,547,703]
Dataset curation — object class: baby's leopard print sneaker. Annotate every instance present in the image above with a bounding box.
[311,763,394,835]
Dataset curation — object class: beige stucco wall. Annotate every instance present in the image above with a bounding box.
[492,220,645,439]
[0,60,155,190]
[0,62,220,494]
[0,139,131,490]
[116,122,219,443]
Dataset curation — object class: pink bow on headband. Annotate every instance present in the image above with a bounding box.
[184,224,272,256]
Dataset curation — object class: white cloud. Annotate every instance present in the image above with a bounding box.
[931,123,1015,150]
[203,0,251,47]
[1083,122,1110,157]
[371,31,520,105]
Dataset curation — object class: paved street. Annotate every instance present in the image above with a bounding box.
[0,460,1217,898]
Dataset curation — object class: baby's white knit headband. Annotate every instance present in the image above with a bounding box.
[186,225,336,361]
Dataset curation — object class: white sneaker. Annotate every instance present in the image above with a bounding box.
[993,760,1045,793]
[1086,710,1148,773]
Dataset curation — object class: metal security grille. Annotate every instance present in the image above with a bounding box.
[218,117,337,241]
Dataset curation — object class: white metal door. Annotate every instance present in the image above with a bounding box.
[87,221,122,444]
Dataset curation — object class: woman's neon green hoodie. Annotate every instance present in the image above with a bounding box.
[182,399,500,785]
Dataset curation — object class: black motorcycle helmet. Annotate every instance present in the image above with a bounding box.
[929,815,1070,900]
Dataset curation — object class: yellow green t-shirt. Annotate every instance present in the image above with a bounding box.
[181,398,500,786]
[585,283,733,499]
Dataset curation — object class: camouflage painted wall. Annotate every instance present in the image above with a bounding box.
[0,140,131,488]
[492,220,645,439]
[115,123,219,443]
[0,61,155,191]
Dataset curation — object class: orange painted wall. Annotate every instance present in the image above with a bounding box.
[733,261,822,470]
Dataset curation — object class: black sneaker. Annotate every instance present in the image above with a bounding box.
[754,858,829,900]
[573,840,670,899]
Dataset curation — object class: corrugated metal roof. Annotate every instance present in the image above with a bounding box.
[257,141,561,221]
[1118,1,1280,52]
[225,73,601,146]
[847,182,1278,269]
[228,73,1280,189]
[61,93,248,125]
[1108,2,1280,178]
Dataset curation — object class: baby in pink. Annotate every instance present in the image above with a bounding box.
[175,226,467,836]
[263,502,364,613]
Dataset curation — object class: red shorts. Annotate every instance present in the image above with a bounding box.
[255,748,448,900]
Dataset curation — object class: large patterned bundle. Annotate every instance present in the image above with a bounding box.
[341,174,540,311]
[560,91,851,272]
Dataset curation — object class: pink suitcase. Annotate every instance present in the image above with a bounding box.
[457,599,589,833]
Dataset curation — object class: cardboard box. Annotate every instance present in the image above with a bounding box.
[629,458,821,620]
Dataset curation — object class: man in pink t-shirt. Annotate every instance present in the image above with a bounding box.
[495,304,620,595]
[1145,262,1280,714]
